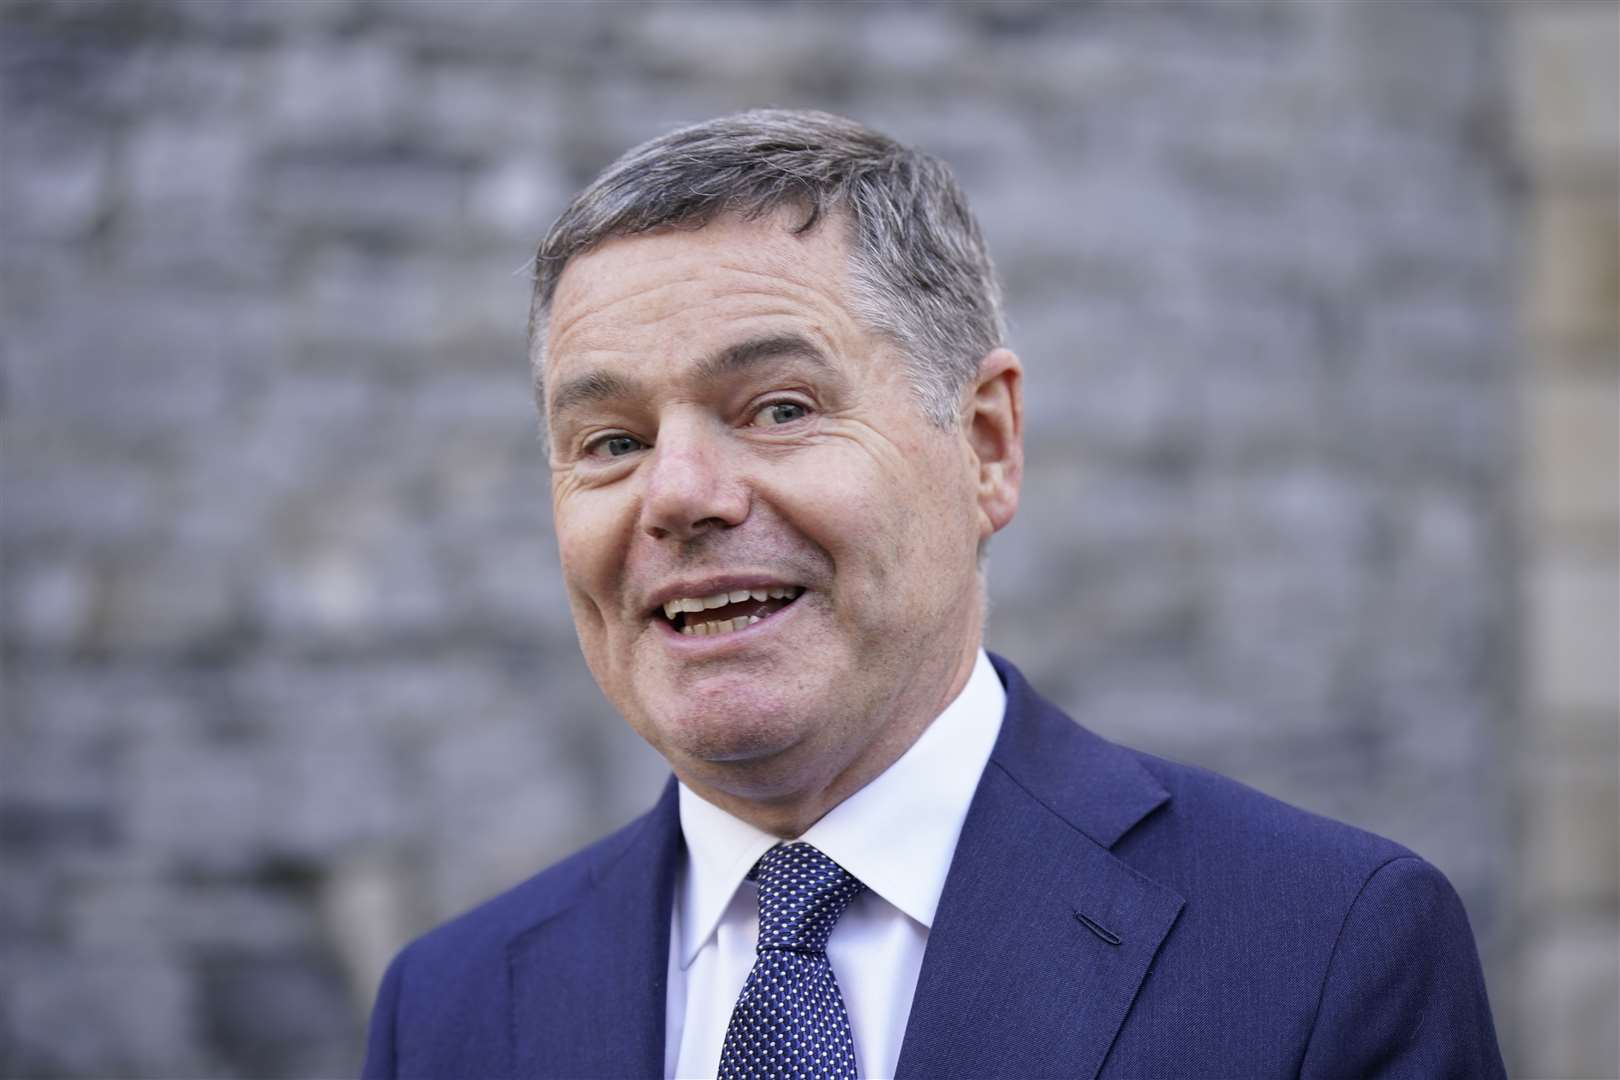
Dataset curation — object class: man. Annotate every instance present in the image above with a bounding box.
[362,110,1505,1079]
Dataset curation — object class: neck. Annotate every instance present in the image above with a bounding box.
[679,639,982,838]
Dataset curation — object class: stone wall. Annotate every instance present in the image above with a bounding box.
[1513,2,1620,1076]
[0,1,1601,1075]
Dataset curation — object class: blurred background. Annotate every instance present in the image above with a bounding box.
[2,1,1615,1076]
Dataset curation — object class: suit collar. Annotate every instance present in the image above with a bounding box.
[501,656,1181,1079]
[674,648,1007,968]
[897,654,1184,1080]
[987,651,1171,849]
[507,778,682,1078]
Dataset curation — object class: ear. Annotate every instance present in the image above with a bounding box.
[963,348,1023,542]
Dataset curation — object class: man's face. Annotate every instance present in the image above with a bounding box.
[543,212,1007,812]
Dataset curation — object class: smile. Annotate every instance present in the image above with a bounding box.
[659,586,804,637]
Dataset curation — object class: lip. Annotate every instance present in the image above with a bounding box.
[644,575,807,619]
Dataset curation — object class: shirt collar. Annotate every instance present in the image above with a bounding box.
[675,649,1006,968]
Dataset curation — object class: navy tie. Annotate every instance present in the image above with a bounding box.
[717,842,867,1079]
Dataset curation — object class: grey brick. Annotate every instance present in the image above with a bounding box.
[0,0,1558,1074]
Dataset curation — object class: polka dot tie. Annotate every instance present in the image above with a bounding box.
[717,842,867,1079]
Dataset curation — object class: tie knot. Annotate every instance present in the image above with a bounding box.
[750,842,865,954]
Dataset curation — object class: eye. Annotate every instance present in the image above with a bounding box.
[751,400,810,427]
[584,432,646,459]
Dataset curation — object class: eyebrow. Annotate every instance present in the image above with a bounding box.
[692,332,834,382]
[548,368,643,424]
[547,333,834,427]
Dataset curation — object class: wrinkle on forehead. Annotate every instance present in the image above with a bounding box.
[544,212,862,371]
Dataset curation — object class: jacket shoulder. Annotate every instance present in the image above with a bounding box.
[400,805,655,976]
[1108,748,1504,1076]
[1125,747,1415,874]
[363,782,682,1078]
[989,653,1417,885]
[361,802,671,1079]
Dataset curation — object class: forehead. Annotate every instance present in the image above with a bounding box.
[544,212,865,386]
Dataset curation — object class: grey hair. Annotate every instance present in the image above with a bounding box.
[528,108,1005,427]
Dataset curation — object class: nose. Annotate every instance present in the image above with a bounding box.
[638,417,750,542]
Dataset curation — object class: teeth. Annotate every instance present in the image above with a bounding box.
[661,586,803,626]
[676,614,765,637]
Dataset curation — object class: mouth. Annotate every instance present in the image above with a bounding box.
[654,585,805,638]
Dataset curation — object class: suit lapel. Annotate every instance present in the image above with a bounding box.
[508,780,682,1078]
[896,656,1185,1080]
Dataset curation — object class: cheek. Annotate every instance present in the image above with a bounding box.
[791,454,969,596]
[874,450,981,592]
[553,490,636,628]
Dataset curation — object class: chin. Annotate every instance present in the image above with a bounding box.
[642,692,814,768]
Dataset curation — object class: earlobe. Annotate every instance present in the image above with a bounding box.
[966,348,1024,539]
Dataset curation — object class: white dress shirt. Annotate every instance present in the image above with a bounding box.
[664,649,1007,1080]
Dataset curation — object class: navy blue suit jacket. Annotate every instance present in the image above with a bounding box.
[363,655,1505,1078]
